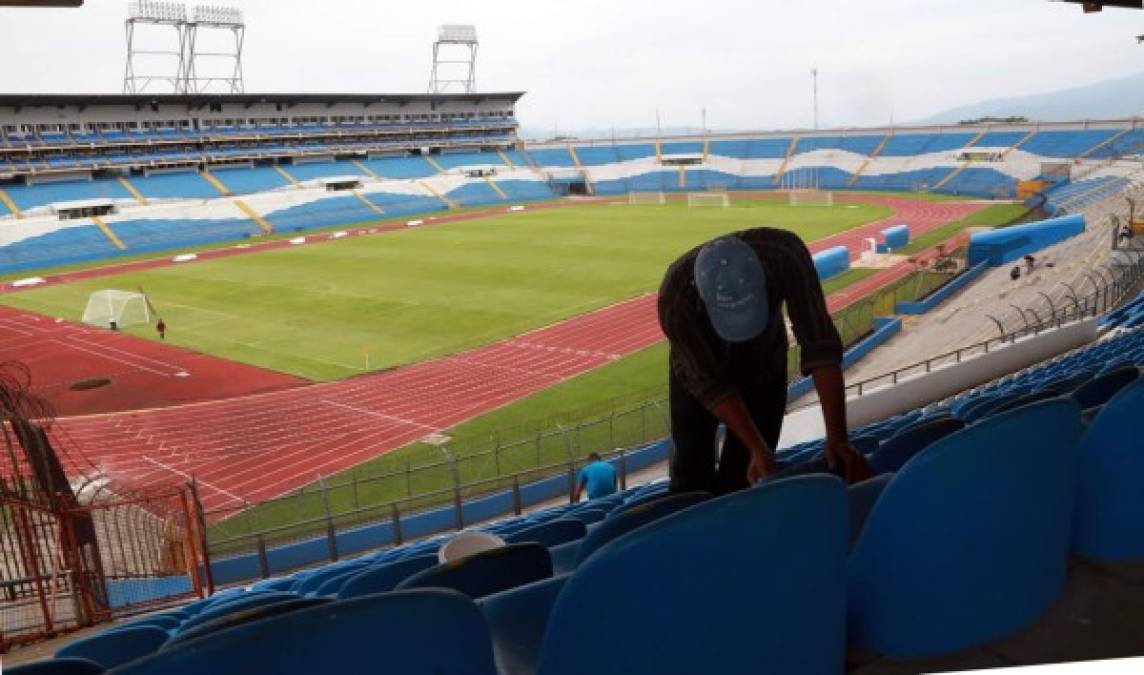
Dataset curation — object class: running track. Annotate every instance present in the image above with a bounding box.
[19,195,985,515]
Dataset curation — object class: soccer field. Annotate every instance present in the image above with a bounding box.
[0,198,891,381]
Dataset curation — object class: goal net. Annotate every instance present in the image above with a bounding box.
[628,191,666,205]
[687,192,730,208]
[82,290,150,328]
[789,189,834,207]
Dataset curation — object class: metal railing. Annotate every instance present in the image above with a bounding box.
[203,396,672,556]
[804,250,1144,405]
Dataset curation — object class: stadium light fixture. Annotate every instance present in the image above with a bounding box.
[127,0,186,23]
[438,24,477,44]
[191,3,242,26]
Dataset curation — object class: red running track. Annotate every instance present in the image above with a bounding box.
[48,294,664,514]
[32,195,984,515]
[0,305,305,417]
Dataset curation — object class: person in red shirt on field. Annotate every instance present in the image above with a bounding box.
[156,318,167,340]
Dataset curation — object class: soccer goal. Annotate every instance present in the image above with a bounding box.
[789,189,834,207]
[82,290,150,328]
[687,192,730,208]
[628,191,666,205]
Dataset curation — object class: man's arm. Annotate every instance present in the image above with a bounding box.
[779,232,869,483]
[812,364,870,483]
[712,394,777,484]
[573,473,585,502]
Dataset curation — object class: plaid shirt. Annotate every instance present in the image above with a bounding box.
[657,227,843,408]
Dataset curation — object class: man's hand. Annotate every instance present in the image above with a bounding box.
[824,438,871,484]
[746,449,777,486]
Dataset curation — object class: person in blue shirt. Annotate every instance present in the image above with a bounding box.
[575,452,618,501]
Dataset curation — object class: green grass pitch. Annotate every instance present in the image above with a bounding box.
[0,198,892,381]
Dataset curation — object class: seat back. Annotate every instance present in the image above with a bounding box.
[292,562,366,595]
[848,398,1083,658]
[174,592,299,635]
[609,489,672,518]
[7,657,105,675]
[396,543,552,599]
[55,626,169,669]
[113,590,497,675]
[505,518,586,548]
[335,554,438,600]
[163,598,332,649]
[566,508,607,525]
[982,390,1061,420]
[574,492,711,566]
[1072,366,1139,410]
[537,476,847,675]
[867,416,964,475]
[1073,378,1144,560]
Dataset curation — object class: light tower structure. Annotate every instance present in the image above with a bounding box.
[184,4,245,94]
[123,0,189,94]
[123,2,245,94]
[428,24,478,94]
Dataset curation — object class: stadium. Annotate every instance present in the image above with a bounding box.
[2,0,1144,673]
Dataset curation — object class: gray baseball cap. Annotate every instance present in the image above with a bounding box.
[694,236,769,342]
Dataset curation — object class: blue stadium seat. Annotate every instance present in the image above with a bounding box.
[571,492,711,570]
[848,398,1084,658]
[1071,366,1138,410]
[115,615,181,632]
[249,577,295,592]
[534,475,847,675]
[161,597,332,649]
[173,592,300,635]
[847,473,894,550]
[291,561,367,595]
[504,518,586,548]
[336,554,440,599]
[55,626,169,669]
[1072,378,1144,561]
[565,508,607,525]
[7,658,105,675]
[867,416,965,475]
[112,590,498,675]
[396,543,552,599]
[982,389,1063,420]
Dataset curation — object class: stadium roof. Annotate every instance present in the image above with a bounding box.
[0,92,525,108]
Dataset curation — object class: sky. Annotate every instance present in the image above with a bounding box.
[1,0,1142,134]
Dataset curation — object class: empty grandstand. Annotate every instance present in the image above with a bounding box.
[7,0,1144,671]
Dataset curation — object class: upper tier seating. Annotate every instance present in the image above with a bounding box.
[434,152,502,170]
[1087,129,1144,159]
[358,156,437,179]
[795,135,883,156]
[973,130,1029,149]
[659,141,702,155]
[209,166,290,194]
[282,160,367,181]
[572,146,619,166]
[878,133,975,156]
[130,172,219,199]
[1,179,133,211]
[1020,130,1118,158]
[524,148,575,167]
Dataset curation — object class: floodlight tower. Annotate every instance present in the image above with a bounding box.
[428,24,478,94]
[123,0,189,94]
[183,4,245,94]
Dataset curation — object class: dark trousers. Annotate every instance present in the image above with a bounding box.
[668,368,787,495]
